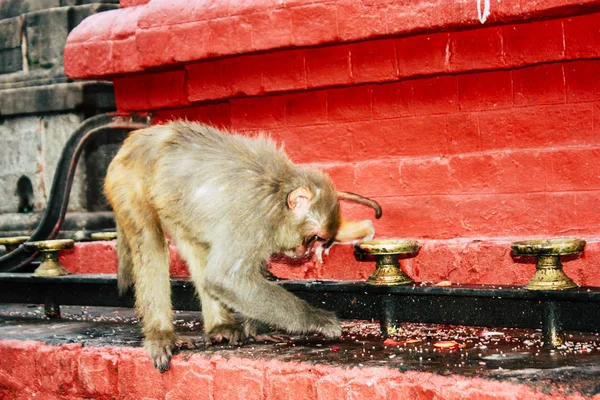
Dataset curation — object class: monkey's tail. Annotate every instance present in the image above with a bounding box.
[337,191,383,219]
[116,223,135,296]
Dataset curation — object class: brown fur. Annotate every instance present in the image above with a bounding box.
[104,122,380,372]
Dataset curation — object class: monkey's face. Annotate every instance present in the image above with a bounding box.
[283,233,329,259]
[282,185,340,259]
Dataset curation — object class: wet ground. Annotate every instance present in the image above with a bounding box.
[1,304,599,397]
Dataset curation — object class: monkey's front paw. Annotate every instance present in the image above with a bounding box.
[310,309,342,339]
[208,324,247,346]
[145,337,174,373]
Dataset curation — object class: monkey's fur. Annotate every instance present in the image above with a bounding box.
[105,121,380,372]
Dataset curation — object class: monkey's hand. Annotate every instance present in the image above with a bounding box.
[315,219,376,264]
[207,324,247,346]
[335,219,375,243]
[144,332,176,373]
[309,308,343,339]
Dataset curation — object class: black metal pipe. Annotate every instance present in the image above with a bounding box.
[542,301,564,347]
[1,274,599,341]
[0,113,152,272]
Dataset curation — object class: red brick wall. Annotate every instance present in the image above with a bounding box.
[110,12,600,240]
[62,1,600,285]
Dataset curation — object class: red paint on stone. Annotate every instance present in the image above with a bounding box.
[290,4,339,46]
[118,348,168,399]
[513,63,566,107]
[371,81,414,119]
[327,85,373,122]
[305,44,352,88]
[478,103,594,151]
[350,39,399,82]
[565,60,600,103]
[230,96,286,130]
[396,33,449,77]
[0,339,594,399]
[242,9,294,50]
[66,1,600,80]
[79,348,119,398]
[503,19,565,66]
[448,26,504,72]
[59,241,118,274]
[214,358,265,400]
[458,70,513,111]
[564,12,600,59]
[164,356,214,400]
[336,0,386,41]
[412,75,459,115]
[285,90,328,127]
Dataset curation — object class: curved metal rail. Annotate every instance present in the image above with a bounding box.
[0,112,152,272]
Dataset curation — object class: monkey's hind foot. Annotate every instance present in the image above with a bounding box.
[144,333,176,373]
[251,333,289,343]
[207,324,247,346]
[175,336,204,350]
[244,319,289,343]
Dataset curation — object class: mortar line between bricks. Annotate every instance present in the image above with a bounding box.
[162,57,600,113]
[300,142,600,168]
[365,188,600,199]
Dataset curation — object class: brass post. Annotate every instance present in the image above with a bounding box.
[511,238,583,291]
[0,236,29,252]
[357,239,420,286]
[90,232,117,241]
[23,239,74,277]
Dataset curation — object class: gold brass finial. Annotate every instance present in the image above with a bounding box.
[90,231,117,241]
[0,236,29,250]
[511,238,584,290]
[23,239,74,277]
[358,239,420,285]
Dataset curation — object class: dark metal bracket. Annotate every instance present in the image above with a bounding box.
[0,112,152,272]
[1,273,599,347]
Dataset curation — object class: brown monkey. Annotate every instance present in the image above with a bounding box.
[104,121,381,372]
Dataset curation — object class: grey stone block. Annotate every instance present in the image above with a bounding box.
[25,7,69,69]
[0,17,23,50]
[60,0,118,6]
[0,48,23,74]
[0,116,44,213]
[0,81,115,116]
[0,67,68,90]
[41,113,89,212]
[0,0,61,19]
[0,113,124,213]
[0,211,116,238]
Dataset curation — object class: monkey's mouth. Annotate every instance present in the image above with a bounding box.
[283,247,313,259]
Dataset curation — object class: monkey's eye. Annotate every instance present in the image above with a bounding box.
[305,235,326,246]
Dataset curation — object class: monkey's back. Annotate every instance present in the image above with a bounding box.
[108,121,310,250]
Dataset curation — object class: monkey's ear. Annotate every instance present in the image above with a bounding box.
[287,186,313,216]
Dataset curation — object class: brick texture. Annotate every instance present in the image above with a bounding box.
[65,2,600,79]
[60,239,600,287]
[61,0,600,293]
[0,340,587,400]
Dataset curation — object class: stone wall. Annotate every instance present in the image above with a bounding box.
[0,0,119,214]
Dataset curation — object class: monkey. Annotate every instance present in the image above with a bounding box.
[104,121,382,372]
